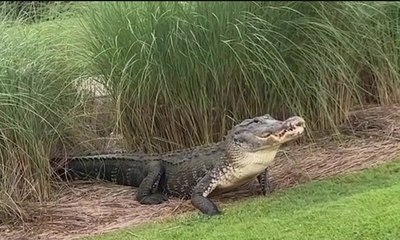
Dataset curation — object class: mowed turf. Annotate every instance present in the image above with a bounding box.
[86,160,400,240]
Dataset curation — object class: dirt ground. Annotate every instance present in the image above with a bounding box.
[2,105,400,240]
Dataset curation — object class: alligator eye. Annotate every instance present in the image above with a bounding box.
[234,136,244,143]
[253,119,260,124]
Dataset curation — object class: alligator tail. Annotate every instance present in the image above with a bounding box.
[53,154,148,187]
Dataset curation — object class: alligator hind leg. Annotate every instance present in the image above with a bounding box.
[257,168,273,196]
[136,161,167,205]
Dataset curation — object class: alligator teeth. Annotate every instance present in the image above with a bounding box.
[278,126,298,137]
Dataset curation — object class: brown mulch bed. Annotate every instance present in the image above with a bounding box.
[2,105,400,240]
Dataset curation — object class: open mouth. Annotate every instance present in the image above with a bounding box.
[259,124,304,139]
[257,117,305,139]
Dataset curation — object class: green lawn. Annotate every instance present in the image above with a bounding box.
[86,160,400,240]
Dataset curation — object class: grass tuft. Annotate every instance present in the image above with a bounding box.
[0,3,92,223]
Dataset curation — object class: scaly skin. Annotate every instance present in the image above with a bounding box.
[58,114,305,215]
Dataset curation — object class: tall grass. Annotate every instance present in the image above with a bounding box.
[0,5,90,222]
[75,2,400,152]
[0,1,72,23]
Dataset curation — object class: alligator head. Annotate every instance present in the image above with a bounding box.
[209,114,306,195]
[227,114,305,152]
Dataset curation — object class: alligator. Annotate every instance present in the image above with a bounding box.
[57,114,305,216]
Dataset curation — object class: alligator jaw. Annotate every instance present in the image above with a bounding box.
[272,116,305,141]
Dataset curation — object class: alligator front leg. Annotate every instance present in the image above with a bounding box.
[191,173,221,216]
[257,168,273,196]
[136,161,167,205]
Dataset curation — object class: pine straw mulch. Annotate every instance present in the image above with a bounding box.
[2,105,400,240]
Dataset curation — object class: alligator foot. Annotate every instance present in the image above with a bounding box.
[191,194,221,216]
[257,168,274,196]
[136,161,167,204]
[139,193,168,205]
